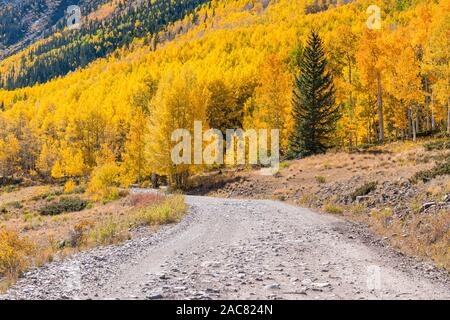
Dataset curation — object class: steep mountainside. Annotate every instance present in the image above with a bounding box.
[0,0,112,59]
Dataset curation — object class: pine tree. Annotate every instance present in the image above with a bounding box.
[289,31,340,158]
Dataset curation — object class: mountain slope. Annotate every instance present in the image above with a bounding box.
[0,0,211,89]
[0,0,112,59]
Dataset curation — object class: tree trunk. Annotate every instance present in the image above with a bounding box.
[411,107,417,142]
[425,77,430,132]
[431,93,436,131]
[415,103,420,136]
[376,73,384,142]
[408,108,413,138]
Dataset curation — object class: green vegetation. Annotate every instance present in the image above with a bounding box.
[289,31,339,158]
[411,158,450,184]
[424,139,450,151]
[39,197,89,216]
[315,176,327,184]
[130,194,187,227]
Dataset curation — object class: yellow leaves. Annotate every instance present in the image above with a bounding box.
[0,0,448,182]
[51,161,64,179]
[87,162,122,201]
[0,229,33,279]
[51,145,86,179]
[64,180,77,194]
[249,54,293,151]
[0,134,20,176]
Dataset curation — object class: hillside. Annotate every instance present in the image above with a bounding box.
[0,0,112,60]
[0,0,448,183]
[0,0,210,88]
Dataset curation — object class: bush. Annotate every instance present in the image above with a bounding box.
[65,220,95,248]
[324,203,344,214]
[90,219,128,245]
[64,180,77,194]
[87,163,122,201]
[315,176,326,184]
[131,195,186,227]
[39,197,89,216]
[411,159,450,184]
[351,182,377,201]
[0,229,33,279]
[424,139,450,151]
[32,190,63,201]
[128,193,164,208]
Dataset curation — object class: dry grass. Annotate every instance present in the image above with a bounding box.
[130,195,187,227]
[0,186,187,291]
[323,203,344,215]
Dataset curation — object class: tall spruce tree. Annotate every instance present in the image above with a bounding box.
[289,31,340,157]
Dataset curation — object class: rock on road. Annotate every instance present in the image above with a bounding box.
[3,196,449,300]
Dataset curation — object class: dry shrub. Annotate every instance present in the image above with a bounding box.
[371,207,394,229]
[66,219,95,248]
[324,203,344,215]
[0,229,33,280]
[130,194,187,227]
[128,193,165,208]
[89,218,129,246]
[409,211,449,268]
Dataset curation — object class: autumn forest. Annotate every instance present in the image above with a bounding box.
[0,0,449,194]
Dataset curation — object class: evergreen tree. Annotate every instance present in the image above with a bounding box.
[289,30,340,157]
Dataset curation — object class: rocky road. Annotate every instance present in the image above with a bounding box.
[3,195,449,300]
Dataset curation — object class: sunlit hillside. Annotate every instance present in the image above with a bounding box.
[0,0,448,188]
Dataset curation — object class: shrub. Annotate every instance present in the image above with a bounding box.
[410,159,450,184]
[324,203,344,215]
[424,139,450,151]
[6,201,22,209]
[39,197,89,216]
[32,190,63,201]
[90,218,128,246]
[0,229,33,279]
[64,180,77,194]
[66,219,95,248]
[315,176,326,184]
[128,193,164,208]
[87,163,122,201]
[351,182,377,201]
[130,195,186,227]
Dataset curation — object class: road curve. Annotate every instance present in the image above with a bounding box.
[3,196,449,300]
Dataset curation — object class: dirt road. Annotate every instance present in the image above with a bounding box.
[3,195,449,300]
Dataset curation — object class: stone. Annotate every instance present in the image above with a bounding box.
[265,283,281,290]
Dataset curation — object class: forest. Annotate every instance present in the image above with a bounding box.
[0,0,448,195]
[0,0,211,88]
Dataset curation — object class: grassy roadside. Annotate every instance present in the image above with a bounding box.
[0,191,187,291]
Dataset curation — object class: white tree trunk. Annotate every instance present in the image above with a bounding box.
[377,73,384,142]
